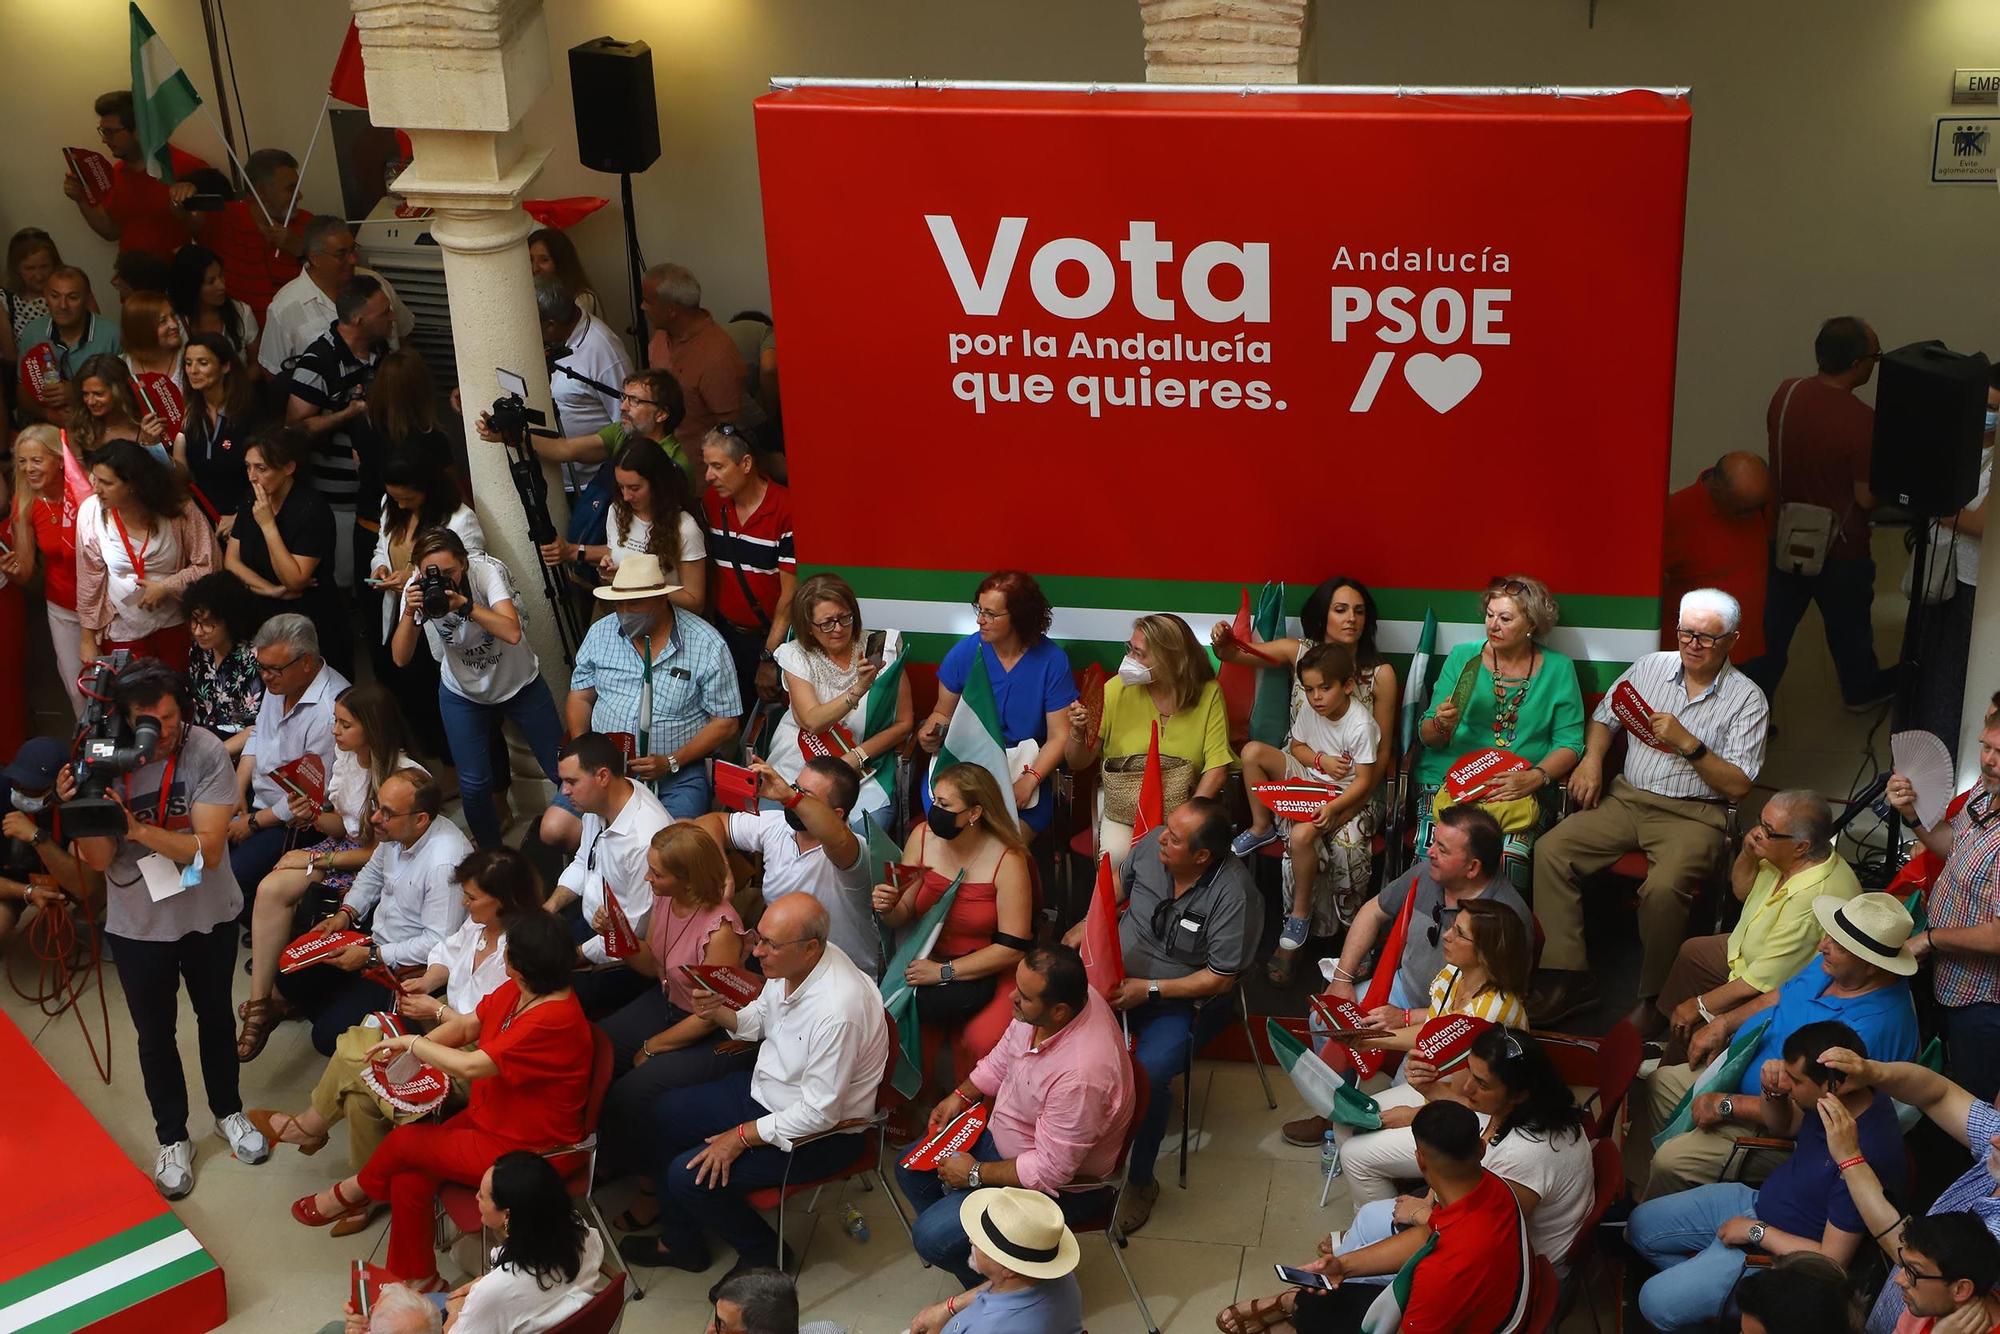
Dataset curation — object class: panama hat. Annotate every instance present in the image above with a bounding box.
[957,1186,1081,1281]
[1813,891,1919,977]
[591,553,682,603]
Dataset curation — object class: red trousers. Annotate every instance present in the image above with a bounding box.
[357,1118,518,1281]
[104,622,192,670]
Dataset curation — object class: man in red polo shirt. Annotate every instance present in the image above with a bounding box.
[1222,1100,1533,1334]
[700,425,795,708]
[1663,452,1773,662]
[176,147,308,320]
[64,90,201,259]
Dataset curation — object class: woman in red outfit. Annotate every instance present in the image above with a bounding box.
[5,425,89,717]
[291,909,593,1290]
[871,762,1035,1089]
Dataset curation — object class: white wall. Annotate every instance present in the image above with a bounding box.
[5,0,1993,487]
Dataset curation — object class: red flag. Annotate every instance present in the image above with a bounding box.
[1133,721,1164,841]
[1218,587,1255,746]
[523,196,609,229]
[1081,854,1125,998]
[330,21,369,107]
[1360,877,1422,1012]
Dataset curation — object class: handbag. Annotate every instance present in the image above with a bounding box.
[1100,750,1195,825]
[1901,522,1959,605]
[1770,378,1845,578]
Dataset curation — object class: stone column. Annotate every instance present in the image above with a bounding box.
[349,0,572,677]
[1139,0,1309,84]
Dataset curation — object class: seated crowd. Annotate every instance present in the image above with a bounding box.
[11,87,2000,1334]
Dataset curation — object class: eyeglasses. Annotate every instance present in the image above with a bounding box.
[810,613,856,633]
[374,804,415,821]
[743,928,812,952]
[1487,578,1529,597]
[1427,899,1445,948]
[1675,627,1730,650]
[618,392,659,408]
[971,604,1010,623]
[1898,1248,1945,1283]
[254,653,301,678]
[1755,820,1806,842]
[1497,1028,1526,1060]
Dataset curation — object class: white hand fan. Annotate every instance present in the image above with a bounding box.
[1891,730,1955,831]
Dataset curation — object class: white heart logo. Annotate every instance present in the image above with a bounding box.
[1402,353,1483,414]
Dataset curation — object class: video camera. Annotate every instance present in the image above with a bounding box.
[488,367,548,443]
[55,653,161,840]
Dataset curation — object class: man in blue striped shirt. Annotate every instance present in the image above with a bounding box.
[1530,588,1770,1027]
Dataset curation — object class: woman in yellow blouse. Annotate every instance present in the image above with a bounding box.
[1065,613,1234,870]
[1358,898,1533,1051]
[1651,790,1857,1062]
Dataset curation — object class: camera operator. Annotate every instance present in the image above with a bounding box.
[388,527,562,849]
[58,659,271,1199]
[0,737,89,948]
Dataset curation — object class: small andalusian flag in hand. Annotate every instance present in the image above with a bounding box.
[880,872,964,1098]
[129,4,201,181]
[930,644,1018,820]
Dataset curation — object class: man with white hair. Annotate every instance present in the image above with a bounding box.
[326,1281,443,1334]
[1530,587,1770,1026]
[642,261,747,452]
[230,613,351,896]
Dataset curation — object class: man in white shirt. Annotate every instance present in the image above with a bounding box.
[538,273,632,494]
[618,893,889,1278]
[546,732,672,1017]
[276,768,470,1055]
[698,757,881,977]
[230,614,351,898]
[258,215,415,376]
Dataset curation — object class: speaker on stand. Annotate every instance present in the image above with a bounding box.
[569,37,661,352]
[1870,338,1989,871]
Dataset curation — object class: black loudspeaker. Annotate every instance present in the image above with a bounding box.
[1871,340,1990,518]
[570,37,660,175]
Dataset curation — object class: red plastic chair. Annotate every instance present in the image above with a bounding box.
[741,1008,912,1275]
[1056,1054,1160,1334]
[1524,1253,1560,1334]
[1533,1021,1642,1142]
[1554,1139,1628,1334]
[435,1025,644,1299]
[545,1273,627,1334]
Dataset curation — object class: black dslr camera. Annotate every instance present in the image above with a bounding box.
[420,566,455,620]
[56,654,163,840]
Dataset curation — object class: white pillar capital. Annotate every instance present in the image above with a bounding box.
[350,0,551,132]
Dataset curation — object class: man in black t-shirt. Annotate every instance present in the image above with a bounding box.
[282,275,390,592]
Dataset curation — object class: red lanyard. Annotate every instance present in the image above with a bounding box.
[124,751,179,828]
[108,507,147,583]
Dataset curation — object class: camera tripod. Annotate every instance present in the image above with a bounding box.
[488,399,588,665]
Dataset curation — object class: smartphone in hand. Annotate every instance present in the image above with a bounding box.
[1275,1264,1335,1290]
[863,629,887,667]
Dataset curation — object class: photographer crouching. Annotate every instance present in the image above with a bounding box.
[57,658,272,1198]
[0,737,91,948]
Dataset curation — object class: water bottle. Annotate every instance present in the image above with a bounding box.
[842,1202,871,1242]
[1320,1130,1342,1181]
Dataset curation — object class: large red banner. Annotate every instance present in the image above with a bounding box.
[755,87,1690,608]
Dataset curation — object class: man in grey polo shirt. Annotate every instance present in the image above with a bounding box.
[1064,796,1256,1234]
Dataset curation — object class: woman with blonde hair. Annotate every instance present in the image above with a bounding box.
[3,425,89,714]
[119,290,187,439]
[70,354,165,462]
[597,823,758,1229]
[1067,612,1233,871]
[768,571,914,827]
[874,762,1036,1086]
[1413,573,1586,889]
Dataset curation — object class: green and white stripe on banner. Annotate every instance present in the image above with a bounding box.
[809,566,1660,693]
[0,1211,215,1333]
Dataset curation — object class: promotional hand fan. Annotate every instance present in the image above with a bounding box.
[1412,1014,1492,1074]
[1441,748,1529,804]
[899,1102,990,1170]
[799,723,858,762]
[1447,655,1481,718]
[360,1054,450,1117]
[279,928,369,972]
[1610,680,1676,752]
[681,963,766,1008]
[1253,780,1343,821]
[601,890,641,959]
[1075,662,1106,750]
[1309,994,1390,1078]
[1892,730,1956,832]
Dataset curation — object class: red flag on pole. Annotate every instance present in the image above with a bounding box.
[1133,720,1164,841]
[1218,586,1255,746]
[1360,877,1422,1011]
[1081,853,1125,998]
[330,21,369,107]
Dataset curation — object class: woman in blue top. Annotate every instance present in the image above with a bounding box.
[918,570,1076,835]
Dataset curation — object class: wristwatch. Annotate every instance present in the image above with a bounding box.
[1746,1222,1767,1248]
[1717,1096,1735,1119]
[939,962,956,984]
[1683,740,1710,763]
[666,754,681,774]
[759,648,777,664]
[1147,980,1161,1000]
[967,1161,983,1189]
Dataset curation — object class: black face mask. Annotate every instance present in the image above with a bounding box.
[782,808,807,834]
[927,803,965,840]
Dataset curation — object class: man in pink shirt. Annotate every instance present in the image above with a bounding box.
[893,943,1134,1286]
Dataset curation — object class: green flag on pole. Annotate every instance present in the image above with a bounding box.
[931,645,1018,820]
[880,871,964,1098]
[1247,581,1289,747]
[857,652,906,805]
[129,4,202,181]
[1400,608,1438,754]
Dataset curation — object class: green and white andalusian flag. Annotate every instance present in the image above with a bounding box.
[129,4,201,181]
[880,872,964,1098]
[931,643,1018,820]
[1400,608,1438,753]
[857,651,905,806]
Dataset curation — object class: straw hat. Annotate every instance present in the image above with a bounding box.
[591,553,682,603]
[957,1187,1081,1281]
[1813,892,1919,977]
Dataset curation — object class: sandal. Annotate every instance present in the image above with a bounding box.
[245,1108,328,1156]
[1217,1290,1298,1334]
[292,1179,368,1227]
[236,992,292,1024]
[236,998,282,1062]
[331,1203,385,1238]
[613,1187,659,1232]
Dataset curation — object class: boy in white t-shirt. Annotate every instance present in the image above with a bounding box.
[1233,642,1381,964]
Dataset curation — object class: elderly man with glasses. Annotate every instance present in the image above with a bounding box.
[618,892,890,1283]
[1529,587,1770,1028]
[1647,789,1860,1062]
[229,613,351,894]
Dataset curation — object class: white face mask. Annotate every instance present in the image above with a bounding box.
[1116,654,1153,686]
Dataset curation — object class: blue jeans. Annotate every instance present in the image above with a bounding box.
[655,763,713,819]
[229,822,294,905]
[894,1127,1109,1286]
[651,1068,868,1267]
[1628,1181,1759,1332]
[436,676,563,847]
[1744,553,1889,706]
[1127,995,1236,1187]
[1943,1003,2000,1105]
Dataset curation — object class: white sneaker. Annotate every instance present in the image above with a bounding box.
[216,1113,269,1165]
[154,1140,195,1198]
